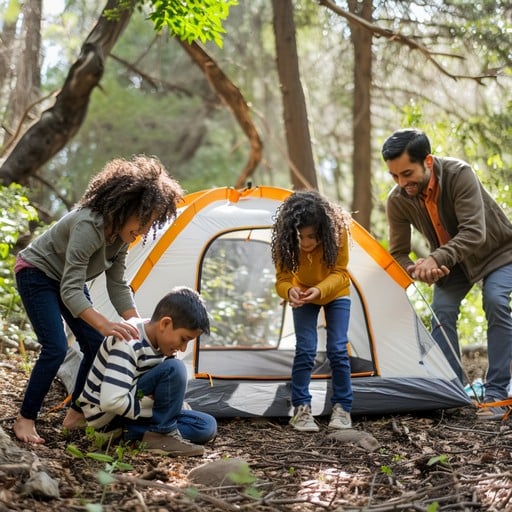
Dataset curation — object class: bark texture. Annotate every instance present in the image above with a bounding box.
[272,0,317,190]
[0,0,135,186]
[349,0,373,229]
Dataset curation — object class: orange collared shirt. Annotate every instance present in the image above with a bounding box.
[421,170,451,246]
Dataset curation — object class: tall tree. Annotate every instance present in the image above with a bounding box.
[271,0,317,190]
[348,0,372,228]
[0,0,135,185]
[1,0,42,147]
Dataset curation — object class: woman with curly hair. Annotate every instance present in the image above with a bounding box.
[13,155,183,444]
[271,190,353,432]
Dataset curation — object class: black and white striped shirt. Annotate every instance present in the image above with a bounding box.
[79,318,165,429]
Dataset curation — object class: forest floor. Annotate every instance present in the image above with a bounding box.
[1,347,512,512]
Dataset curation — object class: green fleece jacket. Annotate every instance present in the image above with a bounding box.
[18,208,136,317]
[386,156,512,284]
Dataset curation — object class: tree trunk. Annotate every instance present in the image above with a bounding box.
[0,0,135,186]
[0,0,23,144]
[2,0,42,150]
[348,0,373,229]
[271,0,317,190]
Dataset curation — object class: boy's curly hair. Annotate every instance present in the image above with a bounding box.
[271,190,351,272]
[76,154,183,241]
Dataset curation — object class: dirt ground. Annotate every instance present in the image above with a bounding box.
[1,347,512,512]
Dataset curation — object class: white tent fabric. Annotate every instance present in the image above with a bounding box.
[79,186,471,417]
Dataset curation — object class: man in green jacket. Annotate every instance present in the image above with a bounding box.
[382,128,512,420]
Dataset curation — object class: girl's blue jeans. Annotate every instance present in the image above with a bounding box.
[291,297,352,411]
[117,358,217,444]
[432,263,512,400]
[15,267,104,420]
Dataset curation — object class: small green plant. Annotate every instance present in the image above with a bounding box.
[426,502,440,511]
[66,438,134,508]
[427,454,451,468]
[227,463,262,499]
[380,465,393,476]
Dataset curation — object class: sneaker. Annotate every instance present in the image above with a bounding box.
[141,430,205,457]
[289,404,319,432]
[464,378,485,400]
[328,403,352,429]
[475,401,509,422]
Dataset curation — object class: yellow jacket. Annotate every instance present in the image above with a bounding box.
[275,230,350,305]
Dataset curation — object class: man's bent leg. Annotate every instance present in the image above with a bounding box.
[431,265,472,383]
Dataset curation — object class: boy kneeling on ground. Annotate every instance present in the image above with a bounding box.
[78,286,216,457]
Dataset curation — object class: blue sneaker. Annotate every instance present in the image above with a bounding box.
[464,378,485,400]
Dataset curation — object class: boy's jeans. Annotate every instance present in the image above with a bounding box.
[122,358,217,444]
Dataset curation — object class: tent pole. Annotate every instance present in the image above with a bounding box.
[411,283,482,404]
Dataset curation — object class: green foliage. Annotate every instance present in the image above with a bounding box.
[104,0,239,47]
[0,185,38,350]
[147,0,239,47]
[66,438,134,509]
[427,454,451,468]
[0,184,38,258]
[380,464,393,476]
[227,462,262,499]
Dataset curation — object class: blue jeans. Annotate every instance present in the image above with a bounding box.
[432,263,512,399]
[291,298,352,411]
[15,267,104,420]
[120,358,217,444]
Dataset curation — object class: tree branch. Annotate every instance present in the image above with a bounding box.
[0,0,136,186]
[178,40,263,189]
[318,0,504,83]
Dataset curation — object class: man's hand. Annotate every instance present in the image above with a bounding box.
[407,257,450,285]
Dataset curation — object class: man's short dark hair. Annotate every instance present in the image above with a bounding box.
[382,128,431,163]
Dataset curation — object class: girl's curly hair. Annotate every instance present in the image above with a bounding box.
[271,190,351,272]
[76,154,183,242]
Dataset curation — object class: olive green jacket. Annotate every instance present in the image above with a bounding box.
[386,156,512,284]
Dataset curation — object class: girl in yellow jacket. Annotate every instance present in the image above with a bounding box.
[271,190,353,432]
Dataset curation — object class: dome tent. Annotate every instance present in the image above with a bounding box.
[64,185,471,418]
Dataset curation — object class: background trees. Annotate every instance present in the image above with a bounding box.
[0,0,511,346]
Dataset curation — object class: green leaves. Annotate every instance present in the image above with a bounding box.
[0,184,38,260]
[147,0,239,47]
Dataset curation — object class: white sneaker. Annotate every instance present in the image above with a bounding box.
[328,403,352,429]
[289,404,319,432]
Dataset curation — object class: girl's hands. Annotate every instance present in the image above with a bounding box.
[288,287,304,307]
[99,320,139,340]
[288,286,320,307]
[300,287,320,302]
